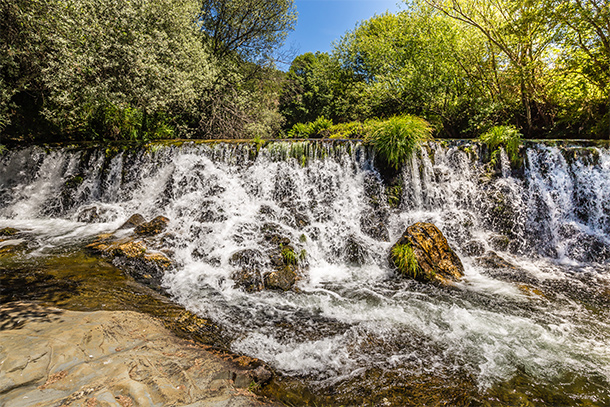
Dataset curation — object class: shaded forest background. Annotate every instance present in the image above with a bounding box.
[1,0,608,143]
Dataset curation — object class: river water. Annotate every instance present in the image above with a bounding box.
[1,140,609,405]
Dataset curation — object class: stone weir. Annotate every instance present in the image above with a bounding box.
[1,139,610,406]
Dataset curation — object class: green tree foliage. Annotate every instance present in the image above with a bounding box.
[426,0,564,135]
[195,0,296,139]
[1,0,215,141]
[548,0,609,137]
[280,0,608,139]
[334,8,481,136]
[279,52,360,129]
[198,0,296,62]
[0,0,294,142]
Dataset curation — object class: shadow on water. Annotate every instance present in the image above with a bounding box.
[0,302,64,330]
[0,249,228,348]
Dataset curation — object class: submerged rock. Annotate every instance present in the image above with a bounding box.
[390,222,464,284]
[344,235,368,266]
[0,227,19,237]
[475,251,516,269]
[117,213,146,230]
[264,265,298,291]
[230,249,265,292]
[462,240,486,257]
[134,215,170,236]
[360,173,390,242]
[0,302,279,407]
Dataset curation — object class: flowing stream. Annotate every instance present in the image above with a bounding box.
[1,140,609,405]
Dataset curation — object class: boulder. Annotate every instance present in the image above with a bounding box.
[264,265,298,291]
[474,251,516,269]
[390,222,464,284]
[134,215,169,236]
[86,231,173,290]
[117,213,146,230]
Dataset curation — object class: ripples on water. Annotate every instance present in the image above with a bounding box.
[1,140,609,405]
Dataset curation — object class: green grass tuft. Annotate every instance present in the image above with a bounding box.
[365,115,433,170]
[391,243,420,279]
[281,245,298,266]
[479,125,522,163]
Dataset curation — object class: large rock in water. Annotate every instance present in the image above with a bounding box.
[390,222,464,284]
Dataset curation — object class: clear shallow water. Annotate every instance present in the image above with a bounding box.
[1,140,610,405]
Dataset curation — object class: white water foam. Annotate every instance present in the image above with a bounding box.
[1,141,610,395]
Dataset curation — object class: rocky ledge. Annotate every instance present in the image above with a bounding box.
[0,302,279,407]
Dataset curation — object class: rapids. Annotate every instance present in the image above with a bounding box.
[1,140,609,405]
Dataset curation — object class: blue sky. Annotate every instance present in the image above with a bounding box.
[280,0,402,68]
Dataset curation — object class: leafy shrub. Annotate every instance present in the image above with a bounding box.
[391,244,420,279]
[287,116,334,138]
[479,125,522,163]
[328,121,366,138]
[86,101,174,141]
[308,116,333,137]
[366,115,433,169]
[287,122,311,138]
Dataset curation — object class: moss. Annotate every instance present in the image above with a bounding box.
[0,227,19,237]
[64,175,84,189]
[386,184,403,208]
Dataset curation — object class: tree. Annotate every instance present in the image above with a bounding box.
[552,0,609,137]
[332,8,484,136]
[1,0,216,141]
[197,0,297,63]
[424,0,561,136]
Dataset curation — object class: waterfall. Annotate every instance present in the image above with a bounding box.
[1,140,609,403]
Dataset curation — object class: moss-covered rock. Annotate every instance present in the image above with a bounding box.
[134,215,169,236]
[264,265,298,291]
[86,222,173,290]
[390,222,464,284]
[118,213,146,230]
[0,227,19,237]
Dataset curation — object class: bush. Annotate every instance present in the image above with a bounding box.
[308,116,333,137]
[86,101,174,141]
[366,115,433,169]
[391,244,420,279]
[287,122,311,138]
[328,121,366,138]
[287,116,334,138]
[479,125,522,163]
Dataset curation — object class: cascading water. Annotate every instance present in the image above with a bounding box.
[1,140,609,405]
